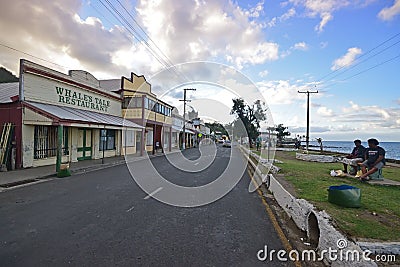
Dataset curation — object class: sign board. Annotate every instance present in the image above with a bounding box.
[22,63,121,116]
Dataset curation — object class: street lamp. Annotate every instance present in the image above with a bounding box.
[180,88,196,150]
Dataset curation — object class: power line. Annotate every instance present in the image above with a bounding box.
[317,53,400,91]
[315,31,400,83]
[0,42,68,69]
[97,0,170,69]
[97,0,190,83]
[322,39,400,84]
[113,0,177,69]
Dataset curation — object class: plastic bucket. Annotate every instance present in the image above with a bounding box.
[328,185,361,208]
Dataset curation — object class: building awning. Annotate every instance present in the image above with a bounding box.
[184,129,196,134]
[171,125,196,134]
[171,125,182,132]
[24,101,143,129]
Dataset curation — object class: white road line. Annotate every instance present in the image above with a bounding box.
[194,162,199,165]
[126,205,135,212]
[143,187,163,200]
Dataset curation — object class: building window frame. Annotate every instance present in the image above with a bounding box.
[100,129,116,151]
[34,126,69,159]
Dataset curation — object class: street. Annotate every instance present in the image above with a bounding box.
[0,144,290,266]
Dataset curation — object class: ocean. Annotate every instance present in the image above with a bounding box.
[307,141,400,160]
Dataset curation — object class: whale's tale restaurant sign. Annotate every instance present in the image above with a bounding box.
[55,86,111,112]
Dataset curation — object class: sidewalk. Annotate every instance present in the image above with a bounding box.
[0,149,181,188]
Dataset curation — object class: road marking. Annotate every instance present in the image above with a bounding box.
[143,187,163,200]
[194,162,199,165]
[126,206,135,212]
[244,159,302,267]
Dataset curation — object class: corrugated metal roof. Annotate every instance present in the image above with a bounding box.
[26,101,143,129]
[0,82,19,103]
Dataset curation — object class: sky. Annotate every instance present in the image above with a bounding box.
[0,0,399,141]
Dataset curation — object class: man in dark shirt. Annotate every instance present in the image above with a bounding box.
[343,139,365,174]
[360,138,385,181]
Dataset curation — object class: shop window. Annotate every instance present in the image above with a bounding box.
[34,126,68,159]
[100,129,116,151]
[123,97,142,109]
[148,99,155,111]
[122,97,131,109]
[124,129,135,147]
[146,130,153,146]
[163,132,170,149]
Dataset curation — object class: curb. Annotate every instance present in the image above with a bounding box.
[240,146,378,267]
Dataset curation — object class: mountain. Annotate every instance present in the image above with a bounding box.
[0,67,18,83]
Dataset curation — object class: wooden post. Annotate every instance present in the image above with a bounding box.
[56,125,63,173]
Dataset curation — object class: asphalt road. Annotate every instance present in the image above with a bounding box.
[0,144,291,267]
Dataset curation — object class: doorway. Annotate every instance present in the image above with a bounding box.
[77,128,92,160]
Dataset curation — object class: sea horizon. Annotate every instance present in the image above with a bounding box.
[305,140,400,160]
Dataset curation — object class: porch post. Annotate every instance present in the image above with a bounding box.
[56,125,63,172]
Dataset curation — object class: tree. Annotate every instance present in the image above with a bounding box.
[0,67,18,83]
[205,122,228,136]
[230,98,268,148]
[275,124,290,145]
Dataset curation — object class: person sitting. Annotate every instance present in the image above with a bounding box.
[359,138,386,181]
[343,139,365,174]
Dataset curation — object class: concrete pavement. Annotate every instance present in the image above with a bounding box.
[0,145,291,266]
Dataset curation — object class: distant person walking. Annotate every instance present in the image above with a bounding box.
[359,138,385,181]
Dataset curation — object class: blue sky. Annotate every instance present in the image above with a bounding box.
[1,0,399,140]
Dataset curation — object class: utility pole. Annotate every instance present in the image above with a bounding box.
[179,88,196,150]
[298,90,318,151]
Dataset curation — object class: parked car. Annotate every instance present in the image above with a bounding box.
[222,140,231,147]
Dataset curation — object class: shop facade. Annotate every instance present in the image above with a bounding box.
[0,59,142,169]
[119,73,173,155]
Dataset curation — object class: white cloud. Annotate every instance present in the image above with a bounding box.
[136,0,279,70]
[266,7,296,27]
[256,80,315,105]
[259,70,269,77]
[280,7,297,21]
[0,0,280,77]
[339,101,400,129]
[0,0,161,78]
[245,0,265,18]
[281,41,309,58]
[317,106,334,117]
[378,0,400,21]
[293,42,309,51]
[288,0,351,32]
[331,47,362,70]
[316,12,333,32]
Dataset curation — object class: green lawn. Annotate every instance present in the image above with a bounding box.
[254,149,400,241]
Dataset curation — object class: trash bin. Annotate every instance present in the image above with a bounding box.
[328,185,361,208]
